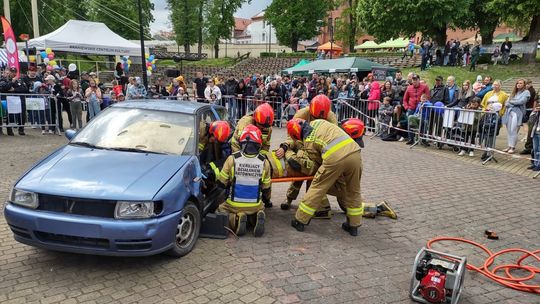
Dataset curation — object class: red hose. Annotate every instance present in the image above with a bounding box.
[426,237,540,294]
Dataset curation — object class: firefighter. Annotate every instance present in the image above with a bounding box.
[334,118,397,220]
[283,118,364,236]
[199,120,232,183]
[231,103,274,155]
[217,124,272,237]
[276,94,338,215]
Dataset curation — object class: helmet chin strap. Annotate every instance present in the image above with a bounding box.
[241,142,261,155]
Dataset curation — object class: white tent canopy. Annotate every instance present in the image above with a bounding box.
[28,20,143,56]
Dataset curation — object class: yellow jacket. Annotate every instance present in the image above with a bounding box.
[481,90,509,115]
[231,115,272,154]
[284,108,338,148]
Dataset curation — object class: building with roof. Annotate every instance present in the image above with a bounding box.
[233,11,277,45]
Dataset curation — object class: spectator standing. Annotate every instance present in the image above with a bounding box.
[463,42,470,66]
[224,74,239,118]
[85,79,102,120]
[378,96,394,135]
[0,68,28,136]
[367,81,381,131]
[469,43,480,71]
[476,76,494,99]
[457,97,481,157]
[403,74,430,115]
[528,105,540,171]
[500,37,512,65]
[114,62,125,86]
[204,80,221,103]
[449,80,474,108]
[521,80,538,155]
[192,72,208,101]
[67,79,84,130]
[430,76,449,105]
[445,76,459,106]
[492,47,500,65]
[443,41,451,66]
[502,79,530,154]
[381,80,398,105]
[480,79,508,114]
[392,70,408,103]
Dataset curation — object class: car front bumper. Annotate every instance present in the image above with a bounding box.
[4,202,181,256]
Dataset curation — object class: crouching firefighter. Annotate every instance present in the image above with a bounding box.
[285,118,364,236]
[200,120,232,184]
[334,118,397,220]
[217,124,272,237]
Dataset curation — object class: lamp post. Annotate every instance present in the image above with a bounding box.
[137,0,148,89]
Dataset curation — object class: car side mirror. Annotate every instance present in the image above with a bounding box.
[65,129,77,141]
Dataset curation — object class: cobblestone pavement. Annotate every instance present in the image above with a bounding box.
[0,128,538,304]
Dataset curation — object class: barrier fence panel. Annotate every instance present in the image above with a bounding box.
[0,93,59,132]
[334,98,380,133]
[416,105,500,163]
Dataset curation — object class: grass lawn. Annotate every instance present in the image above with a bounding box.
[402,62,538,86]
[159,57,236,67]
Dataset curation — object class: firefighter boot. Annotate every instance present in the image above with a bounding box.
[377,200,397,219]
[280,198,293,210]
[341,221,358,236]
[236,213,247,236]
[253,210,266,237]
[291,219,305,232]
[362,203,378,218]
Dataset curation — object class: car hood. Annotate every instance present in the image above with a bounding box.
[16,145,191,201]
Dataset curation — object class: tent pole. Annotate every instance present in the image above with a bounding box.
[137,0,148,89]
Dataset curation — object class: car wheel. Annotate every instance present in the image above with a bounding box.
[166,201,201,257]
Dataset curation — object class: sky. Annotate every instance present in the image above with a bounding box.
[150,0,272,34]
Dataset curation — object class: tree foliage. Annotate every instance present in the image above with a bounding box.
[168,0,200,52]
[265,0,332,51]
[334,0,363,53]
[357,0,471,46]
[204,0,246,57]
[0,0,154,40]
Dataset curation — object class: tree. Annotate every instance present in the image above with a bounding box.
[87,0,155,39]
[334,0,362,53]
[204,0,245,58]
[357,0,471,46]
[488,0,540,64]
[266,0,332,51]
[168,0,199,53]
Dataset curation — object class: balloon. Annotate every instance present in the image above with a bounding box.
[47,53,55,60]
[127,60,132,65]
[45,48,52,54]
[43,58,50,64]
[53,65,60,69]
[152,64,156,69]
[146,70,152,77]
[40,51,47,59]
[146,62,152,67]
[148,55,154,61]
[148,66,153,72]
[46,65,53,71]
[145,53,149,59]
[152,59,156,64]
[68,63,77,72]
[433,101,445,114]
[29,55,36,62]
[49,60,57,66]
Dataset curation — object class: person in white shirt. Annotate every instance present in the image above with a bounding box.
[204,80,221,103]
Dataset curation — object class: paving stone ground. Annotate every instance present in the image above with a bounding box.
[0,127,538,304]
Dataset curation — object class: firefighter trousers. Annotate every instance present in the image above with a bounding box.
[295,152,363,226]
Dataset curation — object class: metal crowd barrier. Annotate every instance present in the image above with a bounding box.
[413,105,500,164]
[334,97,381,133]
[218,95,284,127]
[0,93,60,131]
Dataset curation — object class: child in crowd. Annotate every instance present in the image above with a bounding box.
[407,94,431,145]
[210,93,217,104]
[458,97,481,157]
[284,99,298,120]
[378,96,394,135]
[298,92,309,109]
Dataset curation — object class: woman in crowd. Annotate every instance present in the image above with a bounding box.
[67,79,84,130]
[481,80,508,115]
[366,81,381,132]
[502,79,530,154]
[85,79,102,120]
[380,80,398,105]
[449,80,474,108]
[316,77,328,95]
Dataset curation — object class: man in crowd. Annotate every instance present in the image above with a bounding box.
[500,37,512,65]
[223,74,239,117]
[392,70,408,104]
[403,74,430,116]
[192,71,208,102]
[446,76,459,106]
[476,76,493,99]
[0,68,28,136]
[430,76,449,105]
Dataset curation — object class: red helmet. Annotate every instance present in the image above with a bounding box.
[253,103,274,127]
[287,118,305,140]
[310,95,331,119]
[341,118,365,138]
[239,124,263,145]
[209,120,231,143]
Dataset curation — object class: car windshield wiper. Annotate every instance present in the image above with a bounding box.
[70,142,104,149]
[106,147,166,155]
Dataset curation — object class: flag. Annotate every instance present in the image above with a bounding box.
[1,17,20,78]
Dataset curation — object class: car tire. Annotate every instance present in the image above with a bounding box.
[166,201,201,257]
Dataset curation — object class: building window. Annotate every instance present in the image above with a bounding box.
[262,33,265,42]
[263,21,265,29]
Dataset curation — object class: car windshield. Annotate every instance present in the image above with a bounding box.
[71,107,195,155]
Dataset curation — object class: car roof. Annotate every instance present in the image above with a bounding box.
[112,100,214,114]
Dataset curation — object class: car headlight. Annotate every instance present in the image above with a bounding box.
[10,189,39,209]
[115,201,154,219]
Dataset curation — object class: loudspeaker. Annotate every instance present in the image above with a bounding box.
[166,69,180,78]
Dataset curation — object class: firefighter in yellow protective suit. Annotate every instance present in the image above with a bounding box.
[199,121,232,190]
[231,103,274,155]
[276,94,338,217]
[217,124,272,237]
[283,118,363,236]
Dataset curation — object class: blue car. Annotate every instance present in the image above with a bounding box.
[5,100,229,257]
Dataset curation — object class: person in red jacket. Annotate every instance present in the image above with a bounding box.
[403,75,430,115]
[366,81,381,131]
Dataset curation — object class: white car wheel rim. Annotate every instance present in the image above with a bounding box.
[176,213,194,247]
